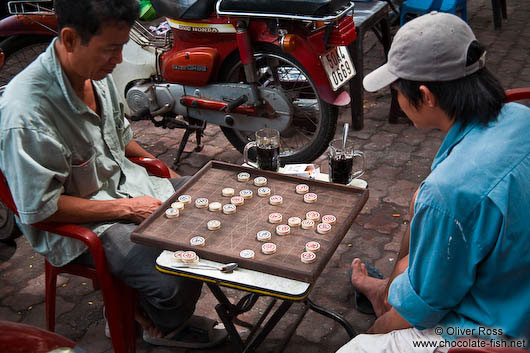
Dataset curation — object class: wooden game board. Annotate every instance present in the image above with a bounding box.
[132,161,368,283]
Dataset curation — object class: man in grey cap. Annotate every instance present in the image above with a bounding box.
[339,12,530,353]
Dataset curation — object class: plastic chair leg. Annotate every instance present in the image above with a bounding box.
[400,10,407,26]
[102,278,136,353]
[45,259,136,352]
[45,260,58,332]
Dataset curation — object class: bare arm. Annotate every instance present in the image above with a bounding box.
[42,194,162,224]
[125,139,157,159]
[125,140,180,178]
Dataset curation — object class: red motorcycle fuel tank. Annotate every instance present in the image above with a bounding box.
[160,16,238,86]
[160,47,220,86]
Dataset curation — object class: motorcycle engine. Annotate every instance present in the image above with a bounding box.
[126,84,152,119]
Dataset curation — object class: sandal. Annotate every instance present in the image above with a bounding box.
[142,315,227,348]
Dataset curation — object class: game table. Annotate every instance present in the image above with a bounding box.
[132,161,369,352]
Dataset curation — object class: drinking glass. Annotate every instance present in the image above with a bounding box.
[243,128,281,171]
[328,139,365,184]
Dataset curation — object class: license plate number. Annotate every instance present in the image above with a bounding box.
[320,46,356,91]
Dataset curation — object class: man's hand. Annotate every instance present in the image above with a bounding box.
[122,196,162,224]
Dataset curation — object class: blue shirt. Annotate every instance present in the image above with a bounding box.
[0,39,174,267]
[388,102,530,345]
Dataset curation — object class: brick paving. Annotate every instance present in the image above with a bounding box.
[1,1,530,352]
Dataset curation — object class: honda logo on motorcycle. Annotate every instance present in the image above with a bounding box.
[172,65,207,72]
[167,19,236,34]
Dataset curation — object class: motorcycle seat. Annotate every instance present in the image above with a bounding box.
[150,0,217,20]
[218,0,351,17]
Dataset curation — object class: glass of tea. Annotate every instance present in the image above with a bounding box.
[243,128,281,171]
[328,139,365,184]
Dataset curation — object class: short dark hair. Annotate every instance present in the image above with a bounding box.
[395,41,506,127]
[55,0,139,44]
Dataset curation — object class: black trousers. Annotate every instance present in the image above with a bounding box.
[75,177,202,334]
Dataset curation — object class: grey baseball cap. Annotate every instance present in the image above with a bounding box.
[363,12,485,92]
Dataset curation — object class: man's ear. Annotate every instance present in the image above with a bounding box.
[419,85,437,108]
[59,27,80,53]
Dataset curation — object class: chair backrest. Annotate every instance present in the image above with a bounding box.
[429,0,444,11]
[0,170,18,216]
[505,88,530,103]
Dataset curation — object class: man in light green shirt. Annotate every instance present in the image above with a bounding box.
[0,0,225,348]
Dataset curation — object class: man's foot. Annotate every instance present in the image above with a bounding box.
[135,307,163,338]
[350,258,389,317]
[142,315,227,349]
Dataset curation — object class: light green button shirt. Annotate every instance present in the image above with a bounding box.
[0,39,174,266]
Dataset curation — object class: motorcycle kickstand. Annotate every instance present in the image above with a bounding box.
[171,122,205,169]
[195,127,204,152]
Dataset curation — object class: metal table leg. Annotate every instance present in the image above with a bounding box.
[208,283,246,351]
[207,283,294,353]
[276,301,310,353]
[207,283,357,353]
[306,298,356,338]
[349,34,365,131]
[275,297,358,353]
[243,301,293,353]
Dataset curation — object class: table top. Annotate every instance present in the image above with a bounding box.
[133,161,368,283]
[353,0,389,27]
[156,250,312,300]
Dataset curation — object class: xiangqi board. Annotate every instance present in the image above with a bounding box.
[132,161,368,282]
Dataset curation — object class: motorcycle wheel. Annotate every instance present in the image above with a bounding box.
[0,35,53,87]
[219,44,338,164]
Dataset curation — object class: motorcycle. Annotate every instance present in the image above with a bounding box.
[0,0,358,166]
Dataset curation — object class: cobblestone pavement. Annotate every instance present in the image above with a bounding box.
[1,1,530,352]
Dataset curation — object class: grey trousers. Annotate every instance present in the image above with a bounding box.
[75,177,202,334]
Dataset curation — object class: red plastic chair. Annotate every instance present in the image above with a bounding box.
[0,320,79,353]
[505,88,530,102]
[0,157,171,353]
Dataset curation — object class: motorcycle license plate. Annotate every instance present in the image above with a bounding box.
[320,46,356,91]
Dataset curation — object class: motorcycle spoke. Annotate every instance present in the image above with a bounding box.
[290,71,305,92]
[280,130,312,156]
[294,133,311,152]
[296,115,319,130]
[282,85,314,95]
[294,105,319,119]
[279,136,295,155]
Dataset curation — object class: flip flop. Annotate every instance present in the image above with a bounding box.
[348,263,383,315]
[142,315,227,349]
